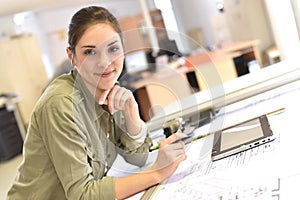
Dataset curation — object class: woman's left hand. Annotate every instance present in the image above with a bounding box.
[104,85,143,136]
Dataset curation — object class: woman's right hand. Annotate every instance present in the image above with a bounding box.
[150,132,187,183]
[114,132,187,199]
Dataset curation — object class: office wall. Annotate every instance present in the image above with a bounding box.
[171,0,274,57]
[224,0,274,55]
[264,0,300,61]
[171,0,218,49]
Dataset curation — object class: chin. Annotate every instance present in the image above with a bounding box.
[97,81,115,90]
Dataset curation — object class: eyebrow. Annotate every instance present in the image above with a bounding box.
[81,45,96,49]
[81,40,119,49]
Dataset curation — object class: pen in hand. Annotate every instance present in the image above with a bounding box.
[150,132,192,152]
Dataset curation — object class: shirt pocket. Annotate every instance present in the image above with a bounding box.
[85,146,105,180]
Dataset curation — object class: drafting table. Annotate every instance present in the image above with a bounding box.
[108,60,300,199]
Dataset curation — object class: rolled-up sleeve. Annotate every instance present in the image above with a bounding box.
[113,115,152,167]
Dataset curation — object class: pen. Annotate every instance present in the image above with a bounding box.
[149,133,209,152]
[149,141,160,152]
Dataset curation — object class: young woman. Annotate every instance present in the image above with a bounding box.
[7,6,186,200]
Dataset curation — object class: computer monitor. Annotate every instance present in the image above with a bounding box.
[124,51,148,74]
[158,39,182,57]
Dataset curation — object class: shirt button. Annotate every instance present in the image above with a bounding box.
[107,154,111,159]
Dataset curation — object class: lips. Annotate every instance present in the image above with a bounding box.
[94,69,115,78]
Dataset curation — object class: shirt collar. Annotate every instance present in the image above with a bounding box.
[71,69,110,121]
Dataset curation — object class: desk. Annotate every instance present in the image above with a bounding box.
[131,54,231,121]
[131,40,261,121]
[185,40,261,89]
[131,68,193,121]
[221,39,262,65]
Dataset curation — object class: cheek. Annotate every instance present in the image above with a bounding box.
[73,55,86,68]
[76,57,97,74]
[115,57,124,73]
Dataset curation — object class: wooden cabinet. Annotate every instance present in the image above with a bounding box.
[0,35,49,124]
[118,9,168,53]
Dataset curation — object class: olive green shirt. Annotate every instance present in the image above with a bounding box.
[7,69,152,200]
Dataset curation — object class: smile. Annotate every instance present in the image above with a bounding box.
[94,70,115,78]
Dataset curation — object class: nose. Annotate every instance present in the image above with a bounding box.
[97,53,111,68]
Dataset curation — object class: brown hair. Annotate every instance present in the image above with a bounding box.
[67,6,122,53]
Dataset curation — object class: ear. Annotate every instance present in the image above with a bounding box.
[66,47,76,66]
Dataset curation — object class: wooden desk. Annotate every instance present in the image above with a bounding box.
[221,39,261,64]
[185,39,261,89]
[131,40,261,121]
[184,50,237,91]
[221,39,261,76]
[132,68,193,121]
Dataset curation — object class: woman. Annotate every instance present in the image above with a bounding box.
[7,6,186,200]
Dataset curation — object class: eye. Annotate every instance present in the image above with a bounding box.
[108,45,120,54]
[84,49,96,55]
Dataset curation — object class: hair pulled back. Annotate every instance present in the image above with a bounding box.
[68,6,122,53]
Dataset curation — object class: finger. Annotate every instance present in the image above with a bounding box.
[168,142,185,155]
[168,141,185,150]
[175,153,187,163]
[122,91,134,110]
[99,90,110,105]
[116,88,130,110]
[161,148,186,168]
[108,86,132,113]
[107,86,118,114]
[161,132,189,147]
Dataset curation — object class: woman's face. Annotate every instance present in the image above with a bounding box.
[72,23,124,92]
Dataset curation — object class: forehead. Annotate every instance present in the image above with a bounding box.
[77,23,121,47]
